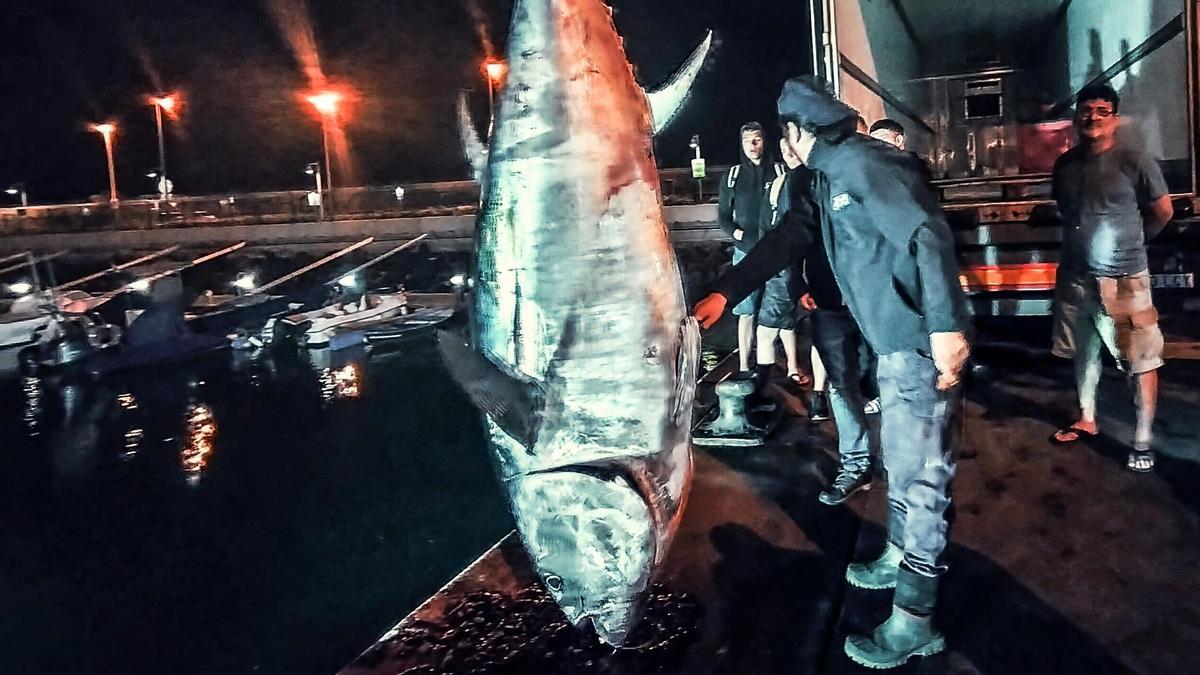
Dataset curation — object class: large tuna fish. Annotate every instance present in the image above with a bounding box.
[441,0,710,646]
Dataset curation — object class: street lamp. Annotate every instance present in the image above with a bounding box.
[149,93,179,200]
[304,162,325,221]
[305,90,341,215]
[4,183,27,207]
[483,58,508,123]
[90,122,118,205]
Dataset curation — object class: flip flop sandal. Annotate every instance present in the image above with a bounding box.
[1127,446,1156,473]
[1051,425,1098,445]
[788,372,811,388]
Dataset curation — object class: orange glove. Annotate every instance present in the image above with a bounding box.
[799,293,818,311]
[692,293,728,330]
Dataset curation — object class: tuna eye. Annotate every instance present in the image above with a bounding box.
[546,574,564,592]
[643,345,659,361]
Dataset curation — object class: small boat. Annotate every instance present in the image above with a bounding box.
[280,291,411,347]
[308,305,456,351]
[0,295,53,348]
[17,313,123,374]
[0,290,109,349]
[19,275,226,377]
[186,291,294,335]
[364,307,454,341]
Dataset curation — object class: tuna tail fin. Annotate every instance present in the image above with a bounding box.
[456,92,489,183]
[437,310,545,448]
[671,317,701,427]
[645,30,714,135]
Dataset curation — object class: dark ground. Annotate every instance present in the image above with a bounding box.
[345,339,1200,675]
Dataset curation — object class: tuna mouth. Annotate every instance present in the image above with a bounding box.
[507,464,660,647]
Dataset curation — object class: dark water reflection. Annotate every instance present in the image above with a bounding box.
[0,341,512,675]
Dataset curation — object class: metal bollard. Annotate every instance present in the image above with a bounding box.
[694,374,767,447]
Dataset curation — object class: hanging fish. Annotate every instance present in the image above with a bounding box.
[440,0,711,646]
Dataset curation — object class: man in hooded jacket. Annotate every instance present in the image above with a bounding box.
[718,121,786,375]
[694,76,971,669]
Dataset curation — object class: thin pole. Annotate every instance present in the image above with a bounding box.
[155,103,168,199]
[321,121,334,218]
[103,132,118,205]
[314,164,325,221]
[53,245,180,292]
[255,237,374,294]
[487,77,495,123]
[327,233,430,285]
[90,242,247,308]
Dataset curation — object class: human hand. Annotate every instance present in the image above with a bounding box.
[930,331,970,391]
[692,293,729,330]
[799,293,817,311]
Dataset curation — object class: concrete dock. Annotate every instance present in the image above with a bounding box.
[339,349,1200,675]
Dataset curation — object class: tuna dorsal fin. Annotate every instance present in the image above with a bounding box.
[645,30,714,135]
[437,310,546,449]
[456,92,489,183]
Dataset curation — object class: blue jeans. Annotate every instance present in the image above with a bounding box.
[877,350,958,578]
[811,308,870,473]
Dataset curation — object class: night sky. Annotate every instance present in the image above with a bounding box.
[0,0,810,204]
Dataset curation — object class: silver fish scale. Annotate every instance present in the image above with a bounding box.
[467,0,698,647]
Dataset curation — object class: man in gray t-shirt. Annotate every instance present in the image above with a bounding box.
[1050,84,1173,472]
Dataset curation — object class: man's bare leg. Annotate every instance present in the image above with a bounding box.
[780,329,802,379]
[812,345,828,392]
[1067,337,1103,437]
[1132,369,1158,448]
[738,314,756,372]
[756,325,780,367]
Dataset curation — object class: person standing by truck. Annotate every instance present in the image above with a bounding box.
[693,76,971,669]
[1049,84,1173,472]
[718,122,785,374]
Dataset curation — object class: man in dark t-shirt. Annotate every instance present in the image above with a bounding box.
[1050,84,1173,472]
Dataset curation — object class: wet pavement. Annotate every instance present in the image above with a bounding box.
[345,346,1200,675]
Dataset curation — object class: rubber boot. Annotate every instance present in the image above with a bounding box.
[845,542,903,590]
[844,569,945,669]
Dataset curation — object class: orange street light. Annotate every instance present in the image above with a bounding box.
[90,122,118,204]
[151,93,179,114]
[483,58,507,122]
[149,93,180,199]
[306,90,342,117]
[485,59,507,84]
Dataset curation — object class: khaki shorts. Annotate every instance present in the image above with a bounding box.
[1052,270,1164,374]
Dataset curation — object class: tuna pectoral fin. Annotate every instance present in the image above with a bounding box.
[645,30,714,135]
[671,317,701,426]
[436,317,545,448]
[456,92,489,183]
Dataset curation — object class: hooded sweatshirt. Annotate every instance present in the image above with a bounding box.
[717,149,781,252]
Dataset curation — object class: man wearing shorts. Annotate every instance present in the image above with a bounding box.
[718,122,785,373]
[1050,84,1174,472]
[752,137,811,394]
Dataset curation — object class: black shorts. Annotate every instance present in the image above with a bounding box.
[757,269,798,329]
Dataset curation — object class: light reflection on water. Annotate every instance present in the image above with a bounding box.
[21,377,41,436]
[318,362,363,402]
[181,402,217,485]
